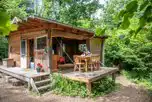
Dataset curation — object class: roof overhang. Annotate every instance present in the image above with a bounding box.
[11,16,94,40]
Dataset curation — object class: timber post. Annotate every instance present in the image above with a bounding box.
[86,82,92,95]
[112,73,116,83]
[100,39,105,66]
[47,29,53,74]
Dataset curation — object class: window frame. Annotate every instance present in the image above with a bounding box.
[36,35,47,50]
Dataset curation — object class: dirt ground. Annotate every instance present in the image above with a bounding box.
[0,75,151,102]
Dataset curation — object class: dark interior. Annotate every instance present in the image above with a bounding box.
[52,37,86,63]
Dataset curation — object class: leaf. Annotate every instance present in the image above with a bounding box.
[147,16,152,22]
[121,13,130,29]
[139,17,146,27]
[126,1,138,13]
[135,27,142,34]
[118,10,126,18]
[144,5,152,17]
[140,0,149,10]
[95,27,106,36]
[0,12,10,27]
[10,24,18,31]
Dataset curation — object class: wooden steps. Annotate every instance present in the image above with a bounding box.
[35,79,50,86]
[29,74,51,94]
[37,85,50,91]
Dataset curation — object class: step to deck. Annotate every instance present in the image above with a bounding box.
[37,84,50,91]
[29,74,51,94]
[35,79,51,86]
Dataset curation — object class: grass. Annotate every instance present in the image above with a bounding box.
[50,74,119,98]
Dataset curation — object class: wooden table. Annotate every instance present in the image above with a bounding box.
[76,56,91,72]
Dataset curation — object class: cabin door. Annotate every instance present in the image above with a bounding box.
[20,39,27,68]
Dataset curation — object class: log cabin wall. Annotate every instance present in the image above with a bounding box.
[9,30,49,71]
[89,38,102,54]
[23,30,49,71]
[8,33,21,67]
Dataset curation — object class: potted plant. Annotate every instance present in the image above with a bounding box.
[36,63,43,73]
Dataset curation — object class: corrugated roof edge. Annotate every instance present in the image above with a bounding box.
[29,16,94,34]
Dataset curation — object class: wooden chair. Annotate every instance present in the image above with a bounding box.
[93,55,100,70]
[88,56,96,71]
[88,54,100,71]
[73,55,85,72]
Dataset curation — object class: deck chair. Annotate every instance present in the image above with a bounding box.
[88,54,100,71]
[73,55,85,72]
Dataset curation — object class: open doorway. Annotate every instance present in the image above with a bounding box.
[29,39,34,69]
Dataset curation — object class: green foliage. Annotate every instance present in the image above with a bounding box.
[0,11,18,35]
[123,71,152,91]
[0,0,28,18]
[51,74,118,97]
[105,29,152,78]
[95,27,106,36]
[0,37,8,60]
[42,0,101,27]
[118,0,152,34]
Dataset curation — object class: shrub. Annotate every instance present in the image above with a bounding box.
[50,74,118,97]
[0,37,8,61]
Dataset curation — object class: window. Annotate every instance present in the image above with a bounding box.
[21,40,26,56]
[37,36,47,50]
[79,44,87,52]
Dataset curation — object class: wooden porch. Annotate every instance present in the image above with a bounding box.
[0,64,118,95]
[57,67,119,94]
[0,65,50,94]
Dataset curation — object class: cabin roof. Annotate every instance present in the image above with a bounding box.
[11,16,94,36]
[33,16,94,34]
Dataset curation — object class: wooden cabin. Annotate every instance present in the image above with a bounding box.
[9,17,107,73]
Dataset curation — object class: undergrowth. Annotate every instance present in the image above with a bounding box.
[50,74,119,98]
[122,70,152,91]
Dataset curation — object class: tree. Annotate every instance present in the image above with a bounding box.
[42,0,101,27]
[118,0,152,34]
[0,0,29,19]
[95,0,130,36]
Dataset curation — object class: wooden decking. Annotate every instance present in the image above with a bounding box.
[0,65,49,82]
[0,65,50,94]
[62,67,118,83]
[61,67,119,94]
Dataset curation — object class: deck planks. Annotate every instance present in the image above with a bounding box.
[61,67,118,94]
[61,67,118,83]
[0,65,49,82]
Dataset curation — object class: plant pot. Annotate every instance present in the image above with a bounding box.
[36,67,41,73]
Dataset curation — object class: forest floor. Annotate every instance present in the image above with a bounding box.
[0,75,151,102]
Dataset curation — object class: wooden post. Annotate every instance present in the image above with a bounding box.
[86,82,92,95]
[47,29,53,74]
[86,39,90,51]
[112,73,116,83]
[28,79,31,91]
[100,39,105,66]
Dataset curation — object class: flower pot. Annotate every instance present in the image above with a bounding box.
[36,67,41,73]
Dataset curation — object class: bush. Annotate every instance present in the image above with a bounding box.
[0,37,8,61]
[105,32,152,79]
[51,74,118,97]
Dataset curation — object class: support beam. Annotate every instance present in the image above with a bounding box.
[100,39,105,66]
[86,82,92,95]
[112,73,116,83]
[47,29,53,73]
